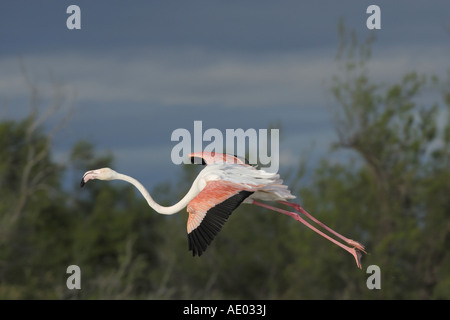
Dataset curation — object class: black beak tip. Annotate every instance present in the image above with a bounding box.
[80,179,86,188]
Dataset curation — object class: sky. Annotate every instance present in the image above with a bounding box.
[1,1,449,190]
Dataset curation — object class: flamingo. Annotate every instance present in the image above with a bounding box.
[80,152,366,268]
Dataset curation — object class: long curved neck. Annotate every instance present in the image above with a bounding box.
[115,173,198,215]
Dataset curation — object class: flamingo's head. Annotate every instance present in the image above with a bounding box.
[80,167,118,187]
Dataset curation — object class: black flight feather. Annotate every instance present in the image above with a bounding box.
[188,190,253,256]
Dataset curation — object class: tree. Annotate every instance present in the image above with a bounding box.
[294,22,450,299]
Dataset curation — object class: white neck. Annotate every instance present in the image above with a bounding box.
[115,173,198,215]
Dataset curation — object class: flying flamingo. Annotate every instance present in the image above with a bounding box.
[81,152,366,268]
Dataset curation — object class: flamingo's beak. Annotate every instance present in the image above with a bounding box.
[80,170,99,187]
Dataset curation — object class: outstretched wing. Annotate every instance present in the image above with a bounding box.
[187,180,253,256]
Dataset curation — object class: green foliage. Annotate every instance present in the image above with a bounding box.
[321,23,450,299]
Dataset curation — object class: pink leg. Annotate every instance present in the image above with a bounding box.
[251,200,364,269]
[279,201,366,253]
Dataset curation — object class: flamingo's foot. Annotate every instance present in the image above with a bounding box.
[351,248,363,269]
[347,239,367,254]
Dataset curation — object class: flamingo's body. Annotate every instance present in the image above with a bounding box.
[81,152,365,268]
